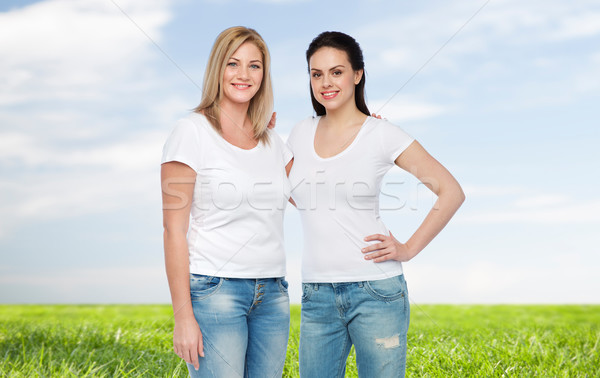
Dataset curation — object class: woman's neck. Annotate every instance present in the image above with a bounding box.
[219,98,252,135]
[322,102,367,131]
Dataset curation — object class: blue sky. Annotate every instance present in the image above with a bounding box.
[1,0,599,304]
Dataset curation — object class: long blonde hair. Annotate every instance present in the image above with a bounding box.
[194,26,273,143]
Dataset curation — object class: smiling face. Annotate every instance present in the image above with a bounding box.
[221,41,264,106]
[309,47,363,114]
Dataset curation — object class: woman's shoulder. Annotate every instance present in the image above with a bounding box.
[367,117,412,137]
[183,111,212,129]
[364,117,415,159]
[365,116,395,130]
[265,128,286,146]
[285,116,316,148]
[162,113,211,169]
[171,112,214,137]
[290,115,318,136]
[292,115,318,128]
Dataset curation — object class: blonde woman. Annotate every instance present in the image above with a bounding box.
[161,27,293,377]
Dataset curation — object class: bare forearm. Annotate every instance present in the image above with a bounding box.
[164,229,195,321]
[405,186,465,258]
[364,142,465,263]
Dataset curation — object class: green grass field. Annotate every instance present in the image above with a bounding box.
[0,304,598,377]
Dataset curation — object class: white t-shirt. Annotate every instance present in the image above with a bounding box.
[161,112,292,278]
[287,116,415,283]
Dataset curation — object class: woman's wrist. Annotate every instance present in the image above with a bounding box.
[403,240,420,261]
[174,311,196,324]
[172,301,195,322]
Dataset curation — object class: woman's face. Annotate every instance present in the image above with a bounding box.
[309,47,362,113]
[221,42,264,106]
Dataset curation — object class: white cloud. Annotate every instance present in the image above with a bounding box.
[0,0,172,105]
[454,186,599,224]
[0,0,179,237]
[462,185,529,197]
[354,0,600,109]
[369,97,446,123]
[355,1,503,73]
[404,260,600,303]
[0,128,165,170]
[513,194,570,208]
[0,129,165,227]
[466,0,600,43]
[0,265,170,303]
[549,11,600,41]
[0,132,35,164]
[379,48,411,68]
[457,199,600,224]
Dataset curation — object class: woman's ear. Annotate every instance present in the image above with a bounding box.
[354,69,363,85]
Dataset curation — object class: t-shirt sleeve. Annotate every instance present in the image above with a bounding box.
[286,118,307,155]
[282,142,293,165]
[379,120,415,163]
[161,118,203,172]
[285,127,296,154]
[270,130,293,165]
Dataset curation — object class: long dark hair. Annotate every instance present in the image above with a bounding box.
[306,31,370,116]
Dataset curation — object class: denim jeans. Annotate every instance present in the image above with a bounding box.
[187,274,290,378]
[299,274,410,378]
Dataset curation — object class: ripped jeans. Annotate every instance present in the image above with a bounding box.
[299,275,410,378]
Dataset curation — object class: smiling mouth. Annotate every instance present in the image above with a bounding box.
[321,91,339,99]
[233,84,251,89]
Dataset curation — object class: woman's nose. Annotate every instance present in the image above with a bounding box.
[241,65,254,80]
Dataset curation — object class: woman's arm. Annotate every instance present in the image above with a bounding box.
[362,141,465,262]
[285,158,297,207]
[161,161,203,370]
[285,157,294,177]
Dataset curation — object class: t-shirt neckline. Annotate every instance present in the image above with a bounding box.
[193,112,262,153]
[311,115,370,161]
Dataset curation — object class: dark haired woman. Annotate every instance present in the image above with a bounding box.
[287,31,465,377]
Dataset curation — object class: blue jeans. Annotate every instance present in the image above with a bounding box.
[187,274,290,378]
[299,275,410,378]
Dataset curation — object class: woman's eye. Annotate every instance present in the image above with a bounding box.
[312,73,321,78]
[250,64,261,69]
[333,71,342,76]
[227,62,237,67]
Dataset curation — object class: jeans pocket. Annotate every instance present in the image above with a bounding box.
[364,275,406,302]
[189,274,223,301]
[278,278,289,295]
[301,283,312,303]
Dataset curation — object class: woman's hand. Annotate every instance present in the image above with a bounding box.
[173,314,204,370]
[361,232,415,262]
[267,112,277,129]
